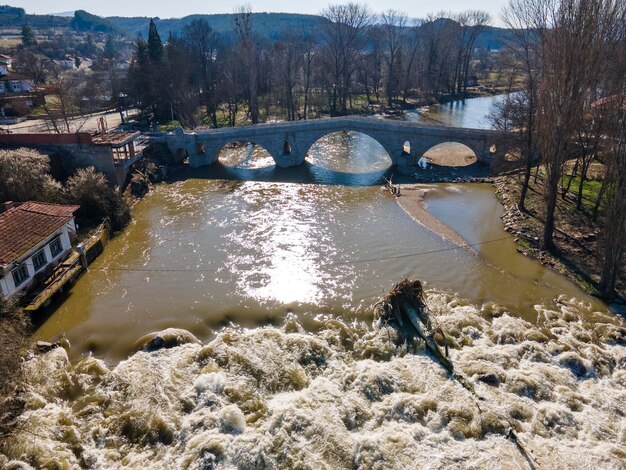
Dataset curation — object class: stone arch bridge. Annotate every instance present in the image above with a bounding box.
[158,117,502,172]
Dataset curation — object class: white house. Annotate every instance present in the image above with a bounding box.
[0,54,12,75]
[0,55,35,95]
[0,201,79,299]
[0,54,40,119]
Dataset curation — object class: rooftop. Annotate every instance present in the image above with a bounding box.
[0,71,34,81]
[91,131,141,147]
[0,202,79,268]
[591,94,626,110]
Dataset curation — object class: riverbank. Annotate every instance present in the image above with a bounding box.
[0,301,31,443]
[395,185,469,249]
[494,174,625,302]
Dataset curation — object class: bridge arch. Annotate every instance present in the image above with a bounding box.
[213,139,278,168]
[299,128,398,167]
[417,141,482,168]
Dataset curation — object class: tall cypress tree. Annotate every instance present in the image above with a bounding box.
[20,25,36,47]
[147,18,164,62]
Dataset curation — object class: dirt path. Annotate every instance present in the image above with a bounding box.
[395,185,471,250]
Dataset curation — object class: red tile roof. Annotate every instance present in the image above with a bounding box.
[591,94,626,110]
[0,202,79,268]
[0,71,34,81]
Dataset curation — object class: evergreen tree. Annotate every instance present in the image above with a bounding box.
[104,34,117,59]
[20,25,36,47]
[147,19,164,62]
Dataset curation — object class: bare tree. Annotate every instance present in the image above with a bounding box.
[501,0,544,211]
[454,10,490,94]
[42,74,89,133]
[380,10,407,106]
[598,91,626,298]
[401,20,423,103]
[184,19,221,127]
[533,0,623,251]
[234,7,261,123]
[275,29,303,121]
[420,14,458,97]
[301,32,317,119]
[321,3,372,115]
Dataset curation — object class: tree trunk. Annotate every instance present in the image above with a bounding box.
[562,159,579,199]
[543,165,560,252]
[518,157,532,212]
[592,177,609,222]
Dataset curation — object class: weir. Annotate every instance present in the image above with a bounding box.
[152,116,503,172]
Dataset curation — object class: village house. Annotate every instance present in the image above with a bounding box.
[0,201,79,300]
[0,54,43,121]
[52,55,77,70]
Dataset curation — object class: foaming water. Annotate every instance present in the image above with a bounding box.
[5,293,625,468]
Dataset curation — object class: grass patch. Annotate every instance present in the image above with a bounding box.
[158,120,181,132]
[561,173,602,213]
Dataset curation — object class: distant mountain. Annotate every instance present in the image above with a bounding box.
[48,11,75,17]
[107,13,512,49]
[105,12,325,41]
[71,10,115,32]
[0,4,70,27]
[475,26,514,51]
[0,5,512,51]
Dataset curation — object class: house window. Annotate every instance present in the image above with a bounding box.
[11,82,20,92]
[12,264,29,287]
[49,236,63,258]
[32,249,47,272]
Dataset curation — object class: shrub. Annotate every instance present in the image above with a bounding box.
[0,148,62,203]
[65,167,131,230]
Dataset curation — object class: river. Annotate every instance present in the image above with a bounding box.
[35,94,599,361]
[5,96,624,469]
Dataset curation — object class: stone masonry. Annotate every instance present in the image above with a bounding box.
[159,116,503,172]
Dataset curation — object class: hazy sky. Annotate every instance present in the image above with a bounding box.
[12,0,509,24]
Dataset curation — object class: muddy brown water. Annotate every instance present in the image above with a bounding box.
[35,95,605,361]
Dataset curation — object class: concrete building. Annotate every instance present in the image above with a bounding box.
[0,202,79,299]
[0,131,148,187]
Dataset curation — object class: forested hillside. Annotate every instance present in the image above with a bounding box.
[0,5,512,49]
[107,13,324,41]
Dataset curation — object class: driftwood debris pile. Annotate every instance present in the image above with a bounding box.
[375,279,538,468]
[384,177,401,197]
[375,279,451,372]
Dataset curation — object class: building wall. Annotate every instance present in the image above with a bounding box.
[0,134,123,187]
[0,133,93,146]
[0,221,75,298]
[62,145,118,186]
[0,79,35,94]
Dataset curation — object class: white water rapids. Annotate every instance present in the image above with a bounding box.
[2,291,625,469]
